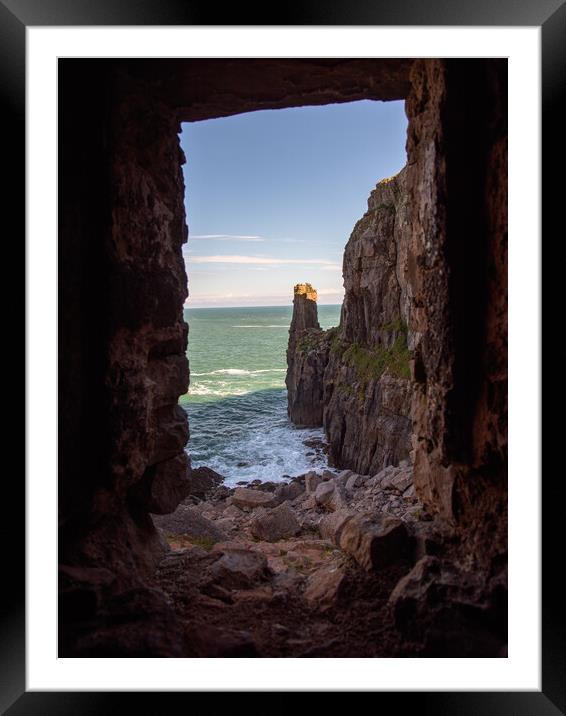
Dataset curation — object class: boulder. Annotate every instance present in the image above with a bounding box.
[335,469,354,487]
[345,473,362,493]
[339,513,410,571]
[403,484,416,499]
[223,504,243,518]
[388,556,506,657]
[152,505,226,543]
[188,465,224,499]
[318,509,356,543]
[208,548,271,590]
[389,467,413,493]
[232,487,278,510]
[274,480,305,504]
[305,471,323,494]
[249,502,301,542]
[314,480,346,512]
[304,565,347,608]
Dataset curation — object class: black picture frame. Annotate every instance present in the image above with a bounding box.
[6,0,561,709]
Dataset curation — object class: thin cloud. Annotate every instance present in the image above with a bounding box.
[187,255,339,267]
[189,234,264,242]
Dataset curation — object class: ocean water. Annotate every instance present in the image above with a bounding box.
[180,305,341,486]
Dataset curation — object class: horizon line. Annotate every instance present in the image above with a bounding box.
[184,302,343,310]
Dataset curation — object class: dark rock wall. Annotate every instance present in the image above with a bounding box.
[59,62,191,578]
[405,60,508,557]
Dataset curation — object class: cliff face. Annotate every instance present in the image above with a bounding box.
[286,169,413,474]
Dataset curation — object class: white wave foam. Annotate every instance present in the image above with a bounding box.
[188,384,249,397]
[192,368,286,377]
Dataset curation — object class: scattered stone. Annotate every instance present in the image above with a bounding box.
[322,469,337,481]
[389,467,413,493]
[254,481,280,493]
[339,513,411,571]
[305,471,323,494]
[335,469,354,487]
[223,504,243,518]
[249,502,301,542]
[274,481,305,504]
[188,465,224,499]
[232,487,278,510]
[304,564,347,608]
[345,473,361,493]
[314,480,346,512]
[403,484,416,499]
[152,505,226,543]
[318,509,356,543]
[209,547,271,590]
[215,518,237,532]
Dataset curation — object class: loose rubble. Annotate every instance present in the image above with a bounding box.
[150,461,442,656]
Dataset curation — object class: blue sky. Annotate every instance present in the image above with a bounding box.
[180,99,407,308]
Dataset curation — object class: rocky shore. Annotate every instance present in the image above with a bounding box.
[148,462,472,657]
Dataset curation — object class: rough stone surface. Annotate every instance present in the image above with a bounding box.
[345,474,362,493]
[133,452,191,515]
[285,284,328,426]
[188,466,224,499]
[274,481,305,504]
[304,471,323,494]
[314,481,346,512]
[304,565,347,609]
[318,509,356,543]
[208,548,271,590]
[389,555,506,656]
[152,505,226,543]
[339,514,411,571]
[249,502,301,542]
[232,487,278,510]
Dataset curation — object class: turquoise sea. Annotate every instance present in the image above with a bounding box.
[180,305,341,485]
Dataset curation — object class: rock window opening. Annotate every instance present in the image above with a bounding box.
[58,59,507,658]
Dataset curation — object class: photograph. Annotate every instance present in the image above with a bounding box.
[8,1,560,706]
[57,57,509,660]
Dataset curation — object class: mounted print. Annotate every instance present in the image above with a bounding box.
[57,57,508,659]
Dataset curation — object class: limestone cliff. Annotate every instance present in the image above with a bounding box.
[286,169,413,474]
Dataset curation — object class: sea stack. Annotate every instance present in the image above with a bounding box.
[285,283,328,427]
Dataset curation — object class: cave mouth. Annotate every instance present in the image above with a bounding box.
[176,100,408,486]
[59,59,507,658]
